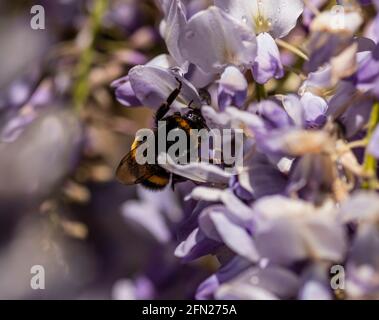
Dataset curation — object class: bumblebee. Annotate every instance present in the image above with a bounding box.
[116,78,208,190]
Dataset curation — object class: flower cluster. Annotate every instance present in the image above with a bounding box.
[113,0,379,300]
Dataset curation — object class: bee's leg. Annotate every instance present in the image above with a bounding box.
[167,77,183,106]
[171,174,177,191]
[171,174,187,191]
[155,104,170,126]
[155,78,183,124]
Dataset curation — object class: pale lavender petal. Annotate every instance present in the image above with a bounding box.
[158,153,232,184]
[254,196,346,264]
[160,0,187,66]
[255,217,308,264]
[128,65,201,110]
[179,6,257,74]
[111,54,177,107]
[218,66,248,110]
[303,216,347,262]
[138,186,183,223]
[300,65,333,93]
[146,53,177,68]
[339,191,379,223]
[300,92,328,128]
[121,200,171,243]
[282,94,304,127]
[253,33,284,84]
[0,111,82,200]
[215,266,299,300]
[187,187,254,222]
[216,283,278,300]
[112,276,155,300]
[368,126,379,159]
[299,281,332,300]
[215,0,304,38]
[199,205,259,262]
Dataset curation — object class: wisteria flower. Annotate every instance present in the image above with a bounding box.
[5,0,379,302]
[215,0,304,83]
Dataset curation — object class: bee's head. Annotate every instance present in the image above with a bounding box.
[185,108,207,129]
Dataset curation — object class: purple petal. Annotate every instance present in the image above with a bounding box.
[175,228,221,262]
[196,256,251,300]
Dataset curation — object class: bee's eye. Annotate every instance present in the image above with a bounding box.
[186,111,194,119]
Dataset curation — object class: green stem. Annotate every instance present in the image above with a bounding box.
[275,39,309,62]
[73,0,108,113]
[362,101,379,189]
[256,83,267,101]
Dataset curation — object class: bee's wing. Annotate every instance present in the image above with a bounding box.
[116,143,155,185]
